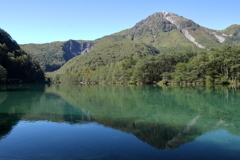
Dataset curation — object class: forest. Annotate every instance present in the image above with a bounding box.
[49,41,240,85]
[0,28,45,83]
[1,25,240,85]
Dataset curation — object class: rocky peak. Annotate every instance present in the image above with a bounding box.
[127,11,178,35]
[123,11,204,49]
[131,11,199,31]
[152,11,179,18]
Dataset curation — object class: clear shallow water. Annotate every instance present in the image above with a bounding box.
[0,84,240,159]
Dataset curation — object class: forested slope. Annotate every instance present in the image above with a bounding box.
[20,40,95,71]
[48,41,160,83]
[0,28,45,83]
[48,44,240,85]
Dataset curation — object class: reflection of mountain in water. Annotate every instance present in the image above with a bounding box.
[94,114,202,150]
[0,113,20,140]
[1,84,240,150]
[0,85,45,139]
[22,92,96,124]
[43,85,240,149]
[45,84,240,149]
[0,85,96,141]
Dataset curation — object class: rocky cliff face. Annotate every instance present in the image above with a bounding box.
[21,40,95,72]
[181,29,205,48]
[158,12,206,48]
[62,40,95,61]
[157,11,200,29]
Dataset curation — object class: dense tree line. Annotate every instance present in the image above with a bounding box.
[49,41,159,82]
[20,42,66,71]
[49,41,195,83]
[170,45,240,84]
[0,28,45,83]
[49,42,240,85]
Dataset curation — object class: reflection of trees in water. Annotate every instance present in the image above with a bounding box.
[46,84,240,132]
[44,84,240,149]
[1,84,240,150]
[21,92,96,124]
[0,114,20,140]
[0,85,46,140]
[0,85,97,141]
[160,85,240,134]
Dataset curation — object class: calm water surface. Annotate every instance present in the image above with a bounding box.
[0,84,240,159]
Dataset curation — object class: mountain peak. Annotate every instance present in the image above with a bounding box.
[152,11,179,18]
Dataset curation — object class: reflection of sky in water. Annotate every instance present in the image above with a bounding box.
[0,121,240,160]
[195,130,240,151]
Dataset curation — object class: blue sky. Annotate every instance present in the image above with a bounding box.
[1,0,240,44]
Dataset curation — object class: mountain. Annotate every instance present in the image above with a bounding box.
[49,41,160,83]
[21,11,240,73]
[221,24,240,45]
[20,40,95,72]
[47,11,240,83]
[44,85,240,149]
[0,28,45,83]
[98,11,240,51]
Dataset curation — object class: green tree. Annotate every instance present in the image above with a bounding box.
[0,65,7,83]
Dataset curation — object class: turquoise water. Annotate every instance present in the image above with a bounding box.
[0,84,240,159]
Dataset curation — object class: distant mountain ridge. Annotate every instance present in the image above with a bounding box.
[20,11,240,72]
[20,40,95,71]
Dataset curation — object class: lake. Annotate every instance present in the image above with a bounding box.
[0,84,240,159]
